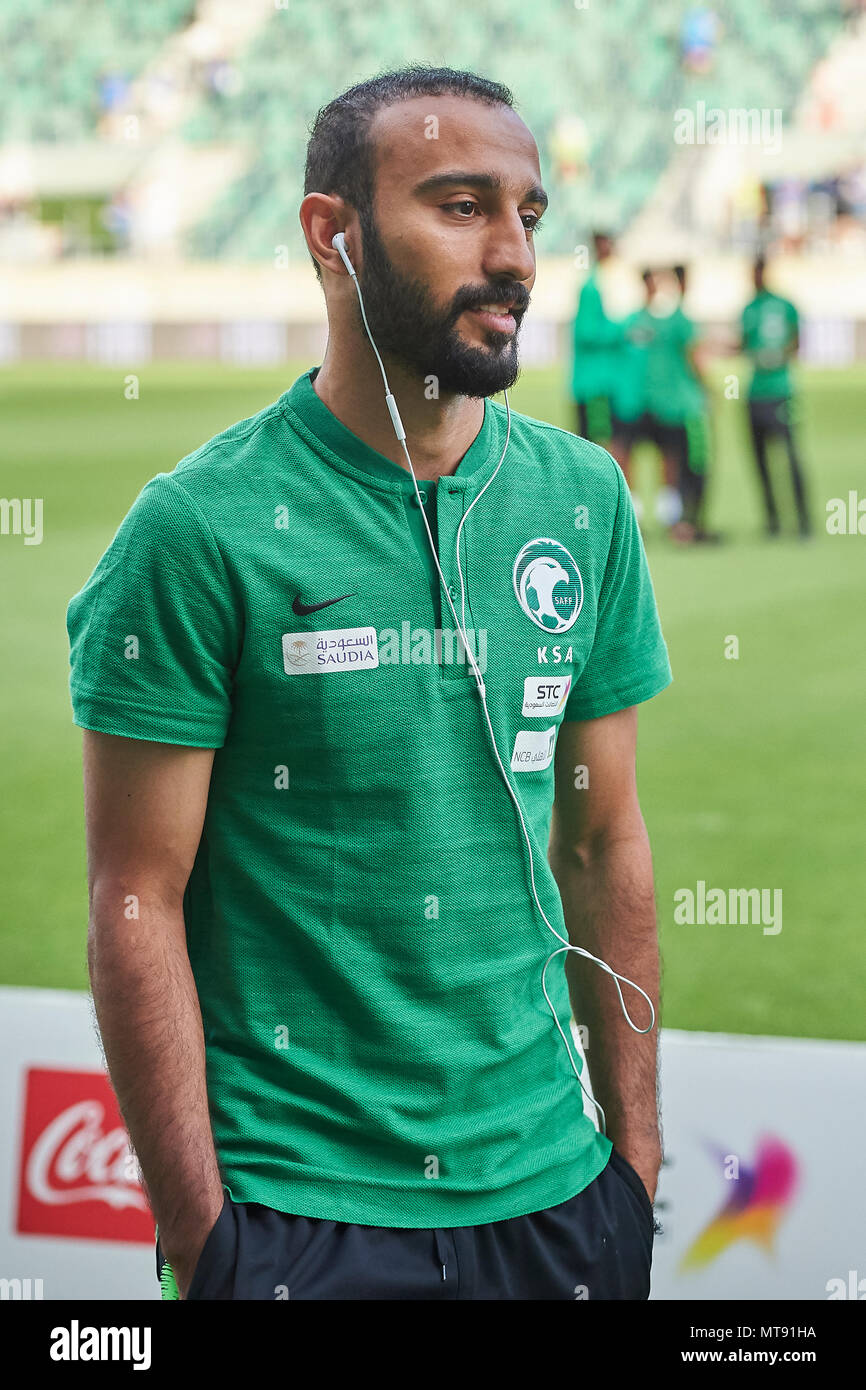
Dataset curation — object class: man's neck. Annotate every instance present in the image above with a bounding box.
[312,343,485,483]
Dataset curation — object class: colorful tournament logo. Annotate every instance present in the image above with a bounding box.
[679,1135,799,1272]
[513,538,584,633]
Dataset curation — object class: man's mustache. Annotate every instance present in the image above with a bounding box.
[451,284,531,320]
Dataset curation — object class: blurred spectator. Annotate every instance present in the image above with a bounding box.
[767,178,809,251]
[99,71,130,114]
[207,60,236,97]
[550,114,590,184]
[729,176,767,253]
[680,7,722,74]
[101,191,133,253]
[837,164,866,219]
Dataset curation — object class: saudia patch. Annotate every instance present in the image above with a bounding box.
[512,538,584,633]
[282,627,379,674]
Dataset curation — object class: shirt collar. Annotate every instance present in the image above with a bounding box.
[279,366,504,497]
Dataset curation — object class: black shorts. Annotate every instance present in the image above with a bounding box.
[644,414,689,461]
[612,412,688,463]
[157,1146,655,1301]
[748,395,794,440]
[610,413,648,447]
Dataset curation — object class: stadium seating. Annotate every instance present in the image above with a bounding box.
[0,0,844,256]
[0,0,194,140]
[182,0,843,259]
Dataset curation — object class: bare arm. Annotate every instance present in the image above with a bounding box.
[687,341,709,388]
[548,706,662,1200]
[82,729,224,1297]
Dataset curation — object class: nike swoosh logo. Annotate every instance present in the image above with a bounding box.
[291,592,356,616]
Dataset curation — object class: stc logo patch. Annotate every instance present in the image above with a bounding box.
[522,674,572,717]
[513,539,584,633]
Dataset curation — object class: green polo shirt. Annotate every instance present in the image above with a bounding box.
[741,290,799,399]
[612,309,652,422]
[323,404,483,631]
[642,306,704,424]
[570,269,623,402]
[66,367,672,1227]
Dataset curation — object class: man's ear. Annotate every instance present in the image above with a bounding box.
[299,193,352,278]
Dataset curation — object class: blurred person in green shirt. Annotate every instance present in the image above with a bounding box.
[641,266,717,543]
[570,231,622,443]
[612,268,712,542]
[739,256,812,538]
[608,269,655,522]
[670,264,719,543]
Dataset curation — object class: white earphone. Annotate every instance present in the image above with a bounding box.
[330,231,655,1135]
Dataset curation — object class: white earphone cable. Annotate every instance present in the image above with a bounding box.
[336,235,655,1134]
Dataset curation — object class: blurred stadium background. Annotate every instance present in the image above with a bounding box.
[1,0,864,1301]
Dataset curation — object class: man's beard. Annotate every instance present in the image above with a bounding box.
[352,209,529,398]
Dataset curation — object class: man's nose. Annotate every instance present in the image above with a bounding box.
[481,212,536,287]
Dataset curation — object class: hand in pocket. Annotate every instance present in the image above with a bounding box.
[163,1192,229,1300]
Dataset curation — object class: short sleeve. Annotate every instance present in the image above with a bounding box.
[66,473,240,747]
[563,460,673,721]
[573,279,621,349]
[679,314,697,348]
[573,280,602,344]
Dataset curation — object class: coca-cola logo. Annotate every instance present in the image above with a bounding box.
[27,1099,146,1209]
[16,1068,155,1243]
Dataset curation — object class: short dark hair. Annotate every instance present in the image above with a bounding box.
[302,64,515,282]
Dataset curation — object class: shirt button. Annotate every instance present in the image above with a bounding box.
[448,585,458,599]
[412,490,428,506]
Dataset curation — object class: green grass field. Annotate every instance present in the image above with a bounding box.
[1,360,863,1040]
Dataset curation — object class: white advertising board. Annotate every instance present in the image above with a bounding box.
[0,988,863,1301]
